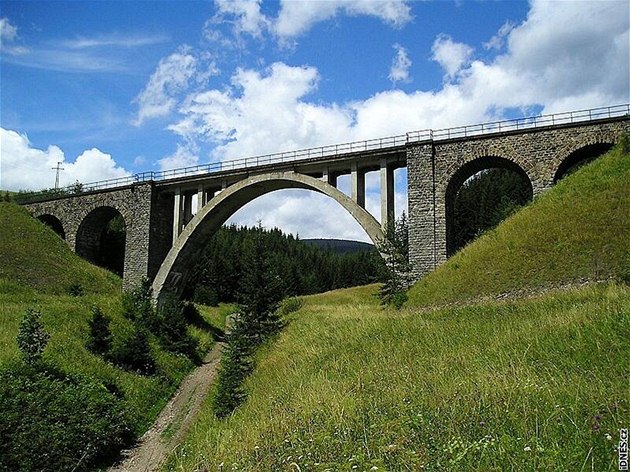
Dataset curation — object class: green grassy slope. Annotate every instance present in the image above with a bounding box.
[167,284,629,471]
[166,143,630,471]
[408,143,630,307]
[0,202,227,436]
[0,202,119,294]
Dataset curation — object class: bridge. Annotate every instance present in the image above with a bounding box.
[20,104,630,300]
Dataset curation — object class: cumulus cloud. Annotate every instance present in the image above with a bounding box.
[0,128,130,191]
[169,62,355,160]
[388,43,412,85]
[133,46,198,125]
[431,34,474,80]
[274,0,412,38]
[213,0,270,38]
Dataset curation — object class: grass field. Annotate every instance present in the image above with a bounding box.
[165,143,630,471]
[166,283,629,471]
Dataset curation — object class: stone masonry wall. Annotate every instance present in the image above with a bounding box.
[407,118,630,281]
[25,183,156,290]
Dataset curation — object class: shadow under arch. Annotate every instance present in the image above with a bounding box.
[152,171,384,301]
[553,142,614,183]
[36,214,65,239]
[76,206,127,276]
[445,156,533,257]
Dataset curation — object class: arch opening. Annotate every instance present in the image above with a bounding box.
[37,214,65,239]
[553,142,614,183]
[153,172,384,301]
[76,207,126,276]
[446,156,533,257]
[181,188,383,303]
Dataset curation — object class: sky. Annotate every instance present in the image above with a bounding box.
[1,0,629,242]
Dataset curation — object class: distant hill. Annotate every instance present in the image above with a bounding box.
[301,238,375,254]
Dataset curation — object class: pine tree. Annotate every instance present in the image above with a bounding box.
[16,309,50,366]
[86,306,112,357]
[378,213,411,308]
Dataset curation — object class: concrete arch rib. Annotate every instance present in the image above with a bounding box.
[152,171,384,301]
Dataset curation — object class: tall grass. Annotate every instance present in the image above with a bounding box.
[166,283,629,471]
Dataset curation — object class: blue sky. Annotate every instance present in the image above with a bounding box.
[1,0,628,241]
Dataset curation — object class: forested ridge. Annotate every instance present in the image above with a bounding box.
[184,225,385,304]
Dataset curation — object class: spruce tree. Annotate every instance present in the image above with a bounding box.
[378,213,411,308]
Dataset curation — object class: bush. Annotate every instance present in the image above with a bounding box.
[67,282,84,297]
[193,285,219,306]
[16,308,50,366]
[109,325,155,375]
[157,297,199,361]
[122,278,158,330]
[86,306,112,357]
[278,296,304,316]
[0,363,132,472]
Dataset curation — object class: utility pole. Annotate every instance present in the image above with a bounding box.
[52,162,64,189]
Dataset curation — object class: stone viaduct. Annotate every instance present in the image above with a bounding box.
[21,105,630,300]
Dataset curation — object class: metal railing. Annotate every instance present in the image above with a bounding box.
[16,103,629,203]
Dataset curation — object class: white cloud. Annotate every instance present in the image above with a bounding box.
[483,21,514,51]
[170,62,355,160]
[59,33,170,49]
[133,46,198,125]
[0,17,17,43]
[388,43,412,85]
[0,17,29,55]
[274,0,412,38]
[431,34,474,80]
[157,143,200,171]
[0,128,130,191]
[214,0,270,38]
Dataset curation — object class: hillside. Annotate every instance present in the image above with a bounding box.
[0,201,226,471]
[165,142,630,471]
[0,202,120,294]
[408,141,630,307]
[302,238,375,254]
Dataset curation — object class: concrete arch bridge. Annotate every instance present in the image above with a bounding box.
[21,104,630,301]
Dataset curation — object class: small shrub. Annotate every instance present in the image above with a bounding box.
[86,306,112,357]
[16,308,50,366]
[278,296,304,316]
[67,282,84,297]
[122,278,158,330]
[158,297,199,361]
[0,363,132,472]
[193,285,219,307]
[109,325,155,375]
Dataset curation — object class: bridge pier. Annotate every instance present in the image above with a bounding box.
[380,159,395,229]
[351,162,366,208]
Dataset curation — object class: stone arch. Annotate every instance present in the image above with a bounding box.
[36,214,65,239]
[553,141,615,183]
[152,171,384,301]
[76,206,127,276]
[444,155,533,256]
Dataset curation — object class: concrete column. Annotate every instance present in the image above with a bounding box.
[380,159,395,229]
[197,183,205,211]
[172,187,183,244]
[351,162,366,208]
[183,191,194,225]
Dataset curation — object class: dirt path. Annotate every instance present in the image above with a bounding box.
[109,342,224,472]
